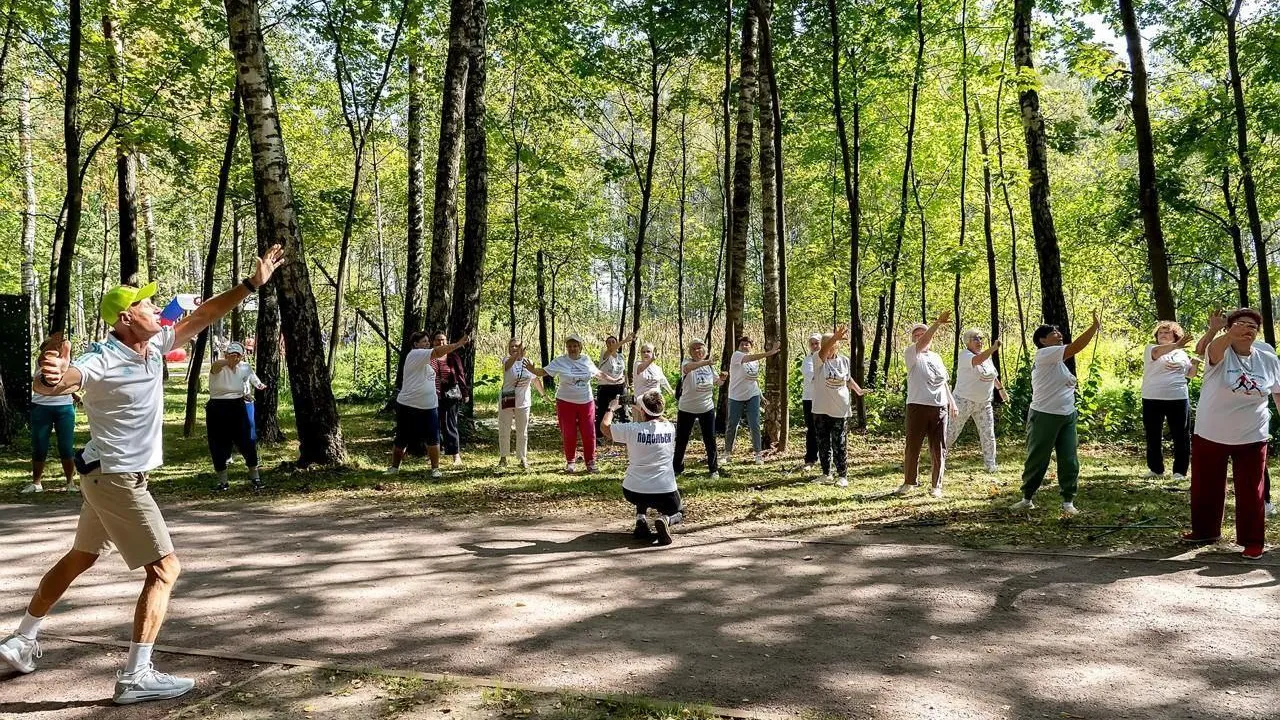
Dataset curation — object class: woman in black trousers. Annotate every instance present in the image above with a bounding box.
[431,331,470,466]
[673,339,726,478]
[1140,321,1198,481]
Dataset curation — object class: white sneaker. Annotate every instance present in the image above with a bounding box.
[1171,473,1187,482]
[66,481,80,493]
[754,453,765,466]
[836,477,849,488]
[383,466,400,475]
[0,633,40,674]
[565,462,577,474]
[1009,498,1035,511]
[802,464,814,474]
[1266,502,1277,518]
[820,474,832,484]
[890,483,915,496]
[452,454,463,466]
[669,511,684,526]
[709,471,719,481]
[586,463,598,474]
[929,486,944,498]
[19,483,43,494]
[431,469,442,479]
[520,458,530,470]
[113,664,196,705]
[1142,469,1163,479]
[1061,502,1079,516]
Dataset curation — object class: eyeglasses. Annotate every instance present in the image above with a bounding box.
[1233,322,1260,330]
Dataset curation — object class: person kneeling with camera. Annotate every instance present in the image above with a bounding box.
[602,390,684,546]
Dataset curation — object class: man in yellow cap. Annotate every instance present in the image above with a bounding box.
[0,245,284,705]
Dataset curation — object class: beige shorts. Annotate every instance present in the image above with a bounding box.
[73,469,174,570]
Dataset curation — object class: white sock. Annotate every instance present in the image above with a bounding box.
[636,513,646,522]
[124,642,154,674]
[17,612,43,640]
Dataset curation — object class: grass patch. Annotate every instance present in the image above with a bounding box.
[3,384,1275,551]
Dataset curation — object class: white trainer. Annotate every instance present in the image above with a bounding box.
[836,477,849,488]
[565,462,577,474]
[1171,473,1187,482]
[0,633,40,674]
[1142,469,1162,479]
[113,664,195,705]
[709,471,719,481]
[66,481,80,493]
[1266,502,1277,518]
[754,453,765,466]
[1061,501,1080,516]
[383,466,400,475]
[930,486,944,498]
[891,483,915,496]
[820,474,832,484]
[1009,498,1035,511]
[431,469,442,479]
[19,483,43,494]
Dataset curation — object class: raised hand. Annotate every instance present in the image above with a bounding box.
[38,332,71,387]
[1091,309,1101,328]
[1208,308,1228,333]
[458,333,472,346]
[250,244,286,288]
[607,396,622,412]
[833,324,849,341]
[992,339,1002,351]
[936,310,952,325]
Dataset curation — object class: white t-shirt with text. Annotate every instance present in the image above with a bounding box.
[545,354,601,404]
[728,350,763,402]
[610,419,678,494]
[812,354,852,419]
[904,345,949,407]
[502,357,535,409]
[678,363,718,414]
[598,352,625,387]
[1030,345,1077,416]
[1194,345,1280,445]
[953,349,997,403]
[1141,345,1192,401]
[633,361,671,396]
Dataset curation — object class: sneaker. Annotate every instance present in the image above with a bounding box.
[0,633,40,674]
[1180,532,1220,545]
[1142,469,1163,479]
[19,483,43,494]
[930,486,944,498]
[113,664,196,705]
[520,458,530,470]
[250,478,264,491]
[1009,498,1035,511]
[802,464,815,474]
[452,454,463,466]
[820,474,832,484]
[709,471,719,481]
[383,466,400,475]
[565,462,577,474]
[653,516,674,546]
[669,511,684,526]
[431,469,442,479]
[1061,501,1079,516]
[836,477,849,488]
[1266,502,1277,518]
[1242,545,1265,560]
[213,481,230,492]
[66,481,80,493]
[1171,473,1187,483]
[891,483,916,496]
[585,463,598,474]
[754,453,765,466]
[633,517,655,540]
[498,456,508,467]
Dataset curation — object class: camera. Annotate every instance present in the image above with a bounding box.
[619,392,636,407]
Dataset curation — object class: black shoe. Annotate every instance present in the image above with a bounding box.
[634,517,655,540]
[250,478,264,491]
[214,481,230,492]
[653,516,673,546]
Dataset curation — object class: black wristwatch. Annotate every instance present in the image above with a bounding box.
[38,373,57,388]
[241,277,259,292]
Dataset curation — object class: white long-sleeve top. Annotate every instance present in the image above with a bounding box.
[209,361,263,400]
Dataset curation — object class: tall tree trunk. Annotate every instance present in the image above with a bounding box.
[868,291,886,386]
[398,47,427,395]
[677,92,689,358]
[914,170,927,323]
[754,0,787,450]
[759,33,781,449]
[1118,0,1174,320]
[20,73,40,342]
[102,14,139,285]
[226,0,347,465]
[50,0,83,334]
[976,97,1001,379]
[138,154,160,282]
[995,28,1027,353]
[718,3,757,422]
[1221,0,1273,345]
[829,0,865,425]
[885,0,925,380]
[1014,0,1072,351]
[711,0,733,348]
[370,141,391,391]
[507,61,522,339]
[97,203,111,342]
[185,89,240,438]
[536,248,551,388]
[447,0,488,423]
[231,204,244,340]
[952,0,970,369]
[427,0,471,334]
[47,202,66,332]
[626,34,662,373]
[253,194,285,444]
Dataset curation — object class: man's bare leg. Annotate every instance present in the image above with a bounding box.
[28,549,99,617]
[133,553,181,643]
[114,553,194,704]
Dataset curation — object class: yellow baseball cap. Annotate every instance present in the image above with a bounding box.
[100,282,158,325]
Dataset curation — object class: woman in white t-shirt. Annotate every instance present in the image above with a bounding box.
[725,336,780,465]
[1140,321,1199,482]
[528,334,623,473]
[1011,311,1100,515]
[945,328,1005,473]
[602,390,683,546]
[894,311,958,498]
[812,326,868,487]
[386,331,471,478]
[595,331,635,441]
[633,342,674,397]
[673,338,728,478]
[799,333,822,472]
[498,339,547,469]
[1184,308,1280,559]
[207,341,268,491]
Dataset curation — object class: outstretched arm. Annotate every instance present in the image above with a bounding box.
[175,245,285,348]
[971,339,1000,366]
[915,311,951,353]
[1063,310,1101,361]
[430,333,471,359]
[743,341,781,363]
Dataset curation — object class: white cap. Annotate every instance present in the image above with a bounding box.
[565,333,585,345]
[227,342,245,355]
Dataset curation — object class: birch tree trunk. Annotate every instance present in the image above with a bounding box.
[20,72,39,341]
[225,0,347,465]
[427,0,472,333]
[139,153,159,282]
[398,45,427,396]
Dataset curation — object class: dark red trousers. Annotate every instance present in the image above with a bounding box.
[1189,435,1267,548]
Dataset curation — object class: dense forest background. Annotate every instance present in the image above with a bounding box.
[1,0,1278,461]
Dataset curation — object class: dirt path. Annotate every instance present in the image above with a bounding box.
[0,501,1277,719]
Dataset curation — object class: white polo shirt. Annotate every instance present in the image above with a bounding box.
[72,327,175,474]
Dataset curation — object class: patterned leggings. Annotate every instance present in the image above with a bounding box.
[945,397,997,469]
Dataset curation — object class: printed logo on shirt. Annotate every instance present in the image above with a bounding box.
[1231,370,1267,396]
[744,362,760,379]
[637,431,674,445]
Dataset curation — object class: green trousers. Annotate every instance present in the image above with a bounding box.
[1020,409,1079,501]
